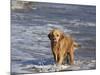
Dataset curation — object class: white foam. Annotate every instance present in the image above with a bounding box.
[31,64,70,72]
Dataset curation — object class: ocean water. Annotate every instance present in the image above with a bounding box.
[11,2,96,74]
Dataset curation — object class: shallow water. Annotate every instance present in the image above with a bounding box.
[11,2,96,74]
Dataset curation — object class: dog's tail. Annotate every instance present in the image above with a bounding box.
[73,42,81,48]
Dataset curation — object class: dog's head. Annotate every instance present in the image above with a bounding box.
[48,29,64,43]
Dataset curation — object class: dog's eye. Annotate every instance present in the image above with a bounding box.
[57,34,59,37]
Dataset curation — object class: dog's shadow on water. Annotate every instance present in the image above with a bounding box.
[21,58,54,67]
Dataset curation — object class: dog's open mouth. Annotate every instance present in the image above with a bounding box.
[53,40,58,43]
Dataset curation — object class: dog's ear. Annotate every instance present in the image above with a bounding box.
[48,32,52,40]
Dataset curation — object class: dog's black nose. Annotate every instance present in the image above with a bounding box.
[53,38,56,41]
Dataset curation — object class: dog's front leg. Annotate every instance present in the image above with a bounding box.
[57,55,64,65]
[52,50,58,64]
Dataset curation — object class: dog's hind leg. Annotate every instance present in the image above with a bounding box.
[69,46,74,65]
[66,53,70,64]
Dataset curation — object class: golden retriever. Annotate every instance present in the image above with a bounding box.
[48,28,79,65]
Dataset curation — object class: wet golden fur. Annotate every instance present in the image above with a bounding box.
[48,29,79,65]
